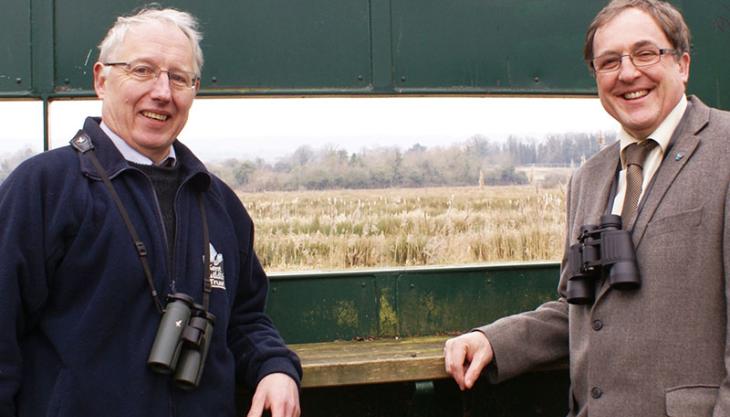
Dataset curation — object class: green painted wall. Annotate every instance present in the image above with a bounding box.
[267,262,561,344]
[2,1,728,108]
[0,0,32,94]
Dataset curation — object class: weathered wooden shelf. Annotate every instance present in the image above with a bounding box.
[290,335,450,388]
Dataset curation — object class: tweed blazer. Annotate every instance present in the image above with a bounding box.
[479,96,730,417]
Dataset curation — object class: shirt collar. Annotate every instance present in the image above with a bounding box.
[618,94,687,164]
[100,122,177,167]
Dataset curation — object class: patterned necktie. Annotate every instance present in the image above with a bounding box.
[621,139,658,226]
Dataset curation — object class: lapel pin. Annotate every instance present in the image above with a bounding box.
[674,152,684,161]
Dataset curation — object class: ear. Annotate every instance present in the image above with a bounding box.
[93,62,107,99]
[677,52,690,85]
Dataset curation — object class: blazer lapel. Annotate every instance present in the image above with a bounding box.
[572,143,620,234]
[594,97,709,305]
[631,97,709,248]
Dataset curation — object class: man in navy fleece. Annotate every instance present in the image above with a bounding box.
[0,7,301,417]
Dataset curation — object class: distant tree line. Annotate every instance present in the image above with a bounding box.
[209,131,615,192]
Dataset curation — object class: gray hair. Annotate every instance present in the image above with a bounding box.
[98,6,204,77]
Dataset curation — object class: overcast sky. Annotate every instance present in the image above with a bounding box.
[1,96,619,162]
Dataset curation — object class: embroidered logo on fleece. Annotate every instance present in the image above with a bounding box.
[209,243,226,290]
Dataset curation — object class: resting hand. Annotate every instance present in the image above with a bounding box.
[443,331,494,390]
[246,373,300,417]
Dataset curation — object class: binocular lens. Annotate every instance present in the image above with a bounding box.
[566,277,595,305]
[608,261,641,290]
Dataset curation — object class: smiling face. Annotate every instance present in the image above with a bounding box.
[593,8,690,139]
[93,21,198,163]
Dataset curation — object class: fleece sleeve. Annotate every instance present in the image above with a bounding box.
[222,192,302,389]
[0,157,77,415]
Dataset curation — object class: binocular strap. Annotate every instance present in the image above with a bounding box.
[71,130,212,314]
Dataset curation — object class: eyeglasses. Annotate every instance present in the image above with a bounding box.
[591,47,677,73]
[104,60,199,90]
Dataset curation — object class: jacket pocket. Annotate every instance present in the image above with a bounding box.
[645,206,703,238]
[665,385,718,417]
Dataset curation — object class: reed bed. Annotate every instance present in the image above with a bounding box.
[238,185,566,272]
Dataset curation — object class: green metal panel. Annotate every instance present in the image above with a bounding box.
[198,0,372,92]
[370,0,395,93]
[267,263,560,343]
[396,264,558,336]
[0,0,32,94]
[53,0,372,95]
[8,0,730,107]
[267,273,380,344]
[390,0,602,94]
[681,1,730,109]
[51,1,127,94]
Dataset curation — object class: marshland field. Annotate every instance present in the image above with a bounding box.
[240,184,566,273]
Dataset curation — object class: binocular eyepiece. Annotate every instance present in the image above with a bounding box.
[566,214,640,305]
[147,293,216,390]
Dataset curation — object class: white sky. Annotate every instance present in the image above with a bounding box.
[0,101,44,154]
[1,96,619,162]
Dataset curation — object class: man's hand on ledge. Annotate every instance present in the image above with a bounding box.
[246,373,300,417]
[443,331,494,391]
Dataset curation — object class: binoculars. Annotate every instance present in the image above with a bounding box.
[566,214,640,305]
[147,293,216,389]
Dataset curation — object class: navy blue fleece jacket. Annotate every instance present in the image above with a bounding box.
[0,118,301,417]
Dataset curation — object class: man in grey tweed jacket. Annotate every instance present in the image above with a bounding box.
[444,1,730,416]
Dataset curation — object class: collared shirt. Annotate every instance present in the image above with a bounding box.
[610,95,688,215]
[100,122,176,167]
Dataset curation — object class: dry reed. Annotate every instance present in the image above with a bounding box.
[238,185,566,273]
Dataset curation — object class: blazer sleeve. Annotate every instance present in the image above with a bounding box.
[477,173,577,383]
[712,179,730,416]
[478,299,570,383]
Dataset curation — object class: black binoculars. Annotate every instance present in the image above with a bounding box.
[147,293,216,390]
[566,214,640,305]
